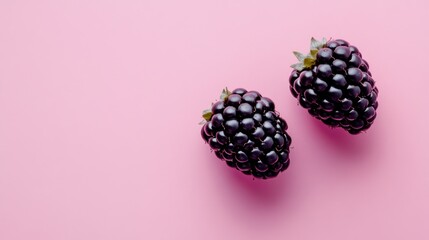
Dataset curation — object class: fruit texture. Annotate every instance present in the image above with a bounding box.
[289,38,379,134]
[201,88,291,179]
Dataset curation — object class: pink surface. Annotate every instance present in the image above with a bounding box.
[1,0,429,239]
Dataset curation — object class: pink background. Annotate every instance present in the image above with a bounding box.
[1,0,429,239]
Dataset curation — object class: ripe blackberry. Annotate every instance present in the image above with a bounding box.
[289,38,379,134]
[201,88,292,179]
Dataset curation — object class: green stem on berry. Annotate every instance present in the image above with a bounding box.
[202,109,212,122]
[291,37,328,71]
[220,87,232,101]
[200,87,231,124]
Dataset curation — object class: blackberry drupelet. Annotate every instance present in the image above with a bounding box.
[289,38,379,134]
[201,88,292,179]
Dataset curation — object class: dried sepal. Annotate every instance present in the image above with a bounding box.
[310,49,318,58]
[220,87,232,101]
[202,109,213,122]
[293,51,306,62]
[201,87,231,124]
[291,37,329,71]
[290,63,305,71]
[303,57,316,68]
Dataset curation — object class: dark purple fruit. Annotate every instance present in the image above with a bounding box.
[201,88,291,179]
[316,48,333,63]
[289,38,379,134]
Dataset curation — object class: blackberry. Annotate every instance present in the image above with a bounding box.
[289,38,379,134]
[201,88,292,179]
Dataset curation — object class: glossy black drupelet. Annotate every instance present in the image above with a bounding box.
[201,88,291,179]
[289,39,378,134]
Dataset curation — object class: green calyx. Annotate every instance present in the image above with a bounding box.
[290,37,328,71]
[219,87,232,102]
[202,109,213,122]
[200,87,232,124]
